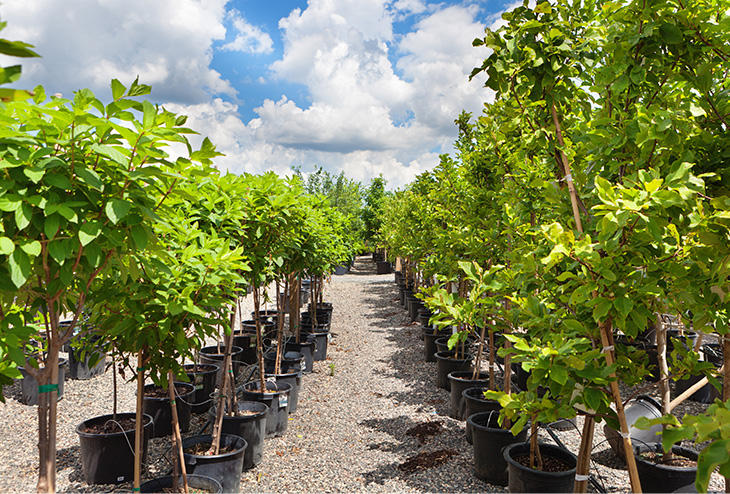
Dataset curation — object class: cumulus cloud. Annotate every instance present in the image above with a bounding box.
[221,10,274,55]
[0,0,234,103]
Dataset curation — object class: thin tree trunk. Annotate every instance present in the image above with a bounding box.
[599,322,642,492]
[574,417,595,493]
[168,371,188,494]
[134,349,146,491]
[656,314,672,462]
[274,280,284,375]
[254,287,267,394]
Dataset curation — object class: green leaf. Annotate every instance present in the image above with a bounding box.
[8,249,31,288]
[23,167,45,183]
[130,224,149,250]
[79,220,102,246]
[696,440,730,492]
[0,236,14,255]
[90,143,127,166]
[20,240,41,257]
[105,199,132,224]
[15,203,32,230]
[44,213,61,239]
[142,100,156,129]
[593,297,613,321]
[613,297,634,317]
[110,79,126,100]
[551,366,568,385]
[659,23,683,45]
[75,168,103,190]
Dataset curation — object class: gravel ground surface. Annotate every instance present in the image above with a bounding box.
[0,255,724,492]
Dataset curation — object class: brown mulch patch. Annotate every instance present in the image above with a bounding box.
[405,421,443,443]
[84,416,150,434]
[398,449,458,473]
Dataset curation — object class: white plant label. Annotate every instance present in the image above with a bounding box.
[267,376,276,384]
[117,476,125,482]
[327,333,332,343]
[280,394,289,408]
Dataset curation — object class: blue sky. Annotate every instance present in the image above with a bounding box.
[0,0,510,188]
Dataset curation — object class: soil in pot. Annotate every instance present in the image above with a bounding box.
[448,371,490,420]
[238,381,292,438]
[182,433,247,493]
[209,401,267,470]
[184,364,219,414]
[634,444,698,493]
[503,442,577,493]
[469,411,527,486]
[139,474,222,493]
[76,413,153,485]
[434,351,473,390]
[463,387,501,444]
[142,382,195,437]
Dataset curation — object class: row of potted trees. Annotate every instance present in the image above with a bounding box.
[375,0,730,492]
[0,65,357,492]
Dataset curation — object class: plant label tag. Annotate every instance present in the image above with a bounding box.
[301,360,307,371]
[280,394,289,408]
[327,333,332,343]
[267,376,276,384]
[195,383,204,390]
[117,476,125,482]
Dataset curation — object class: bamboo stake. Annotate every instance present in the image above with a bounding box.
[669,365,724,411]
[656,314,671,462]
[600,325,642,491]
[168,371,188,493]
[573,417,595,493]
[551,103,583,233]
[134,349,145,491]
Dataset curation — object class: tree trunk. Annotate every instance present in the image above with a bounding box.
[134,349,146,491]
[574,417,595,493]
[253,287,267,393]
[168,371,188,493]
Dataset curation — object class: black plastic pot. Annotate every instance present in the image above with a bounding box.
[239,381,292,438]
[18,358,67,405]
[702,343,723,365]
[265,370,302,413]
[434,351,473,390]
[140,474,222,493]
[199,345,244,386]
[232,331,258,366]
[301,331,329,361]
[209,401,267,470]
[142,382,195,437]
[448,371,490,419]
[241,319,277,341]
[285,340,314,374]
[435,336,475,355]
[503,442,577,493]
[634,444,698,493]
[604,395,662,459]
[423,329,450,362]
[376,260,391,274]
[470,411,528,485]
[264,350,304,375]
[418,308,433,328]
[251,310,279,326]
[67,338,107,380]
[182,433,247,493]
[463,387,501,444]
[76,412,153,484]
[407,296,422,322]
[184,364,219,414]
[675,371,721,403]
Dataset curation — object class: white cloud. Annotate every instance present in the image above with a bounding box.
[221,10,274,55]
[0,0,234,103]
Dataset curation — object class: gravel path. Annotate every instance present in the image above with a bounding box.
[0,255,724,492]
